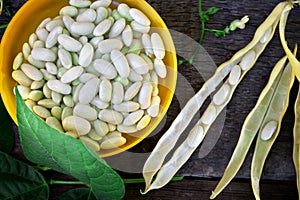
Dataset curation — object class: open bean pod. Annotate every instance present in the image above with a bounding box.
[210,55,288,199]
[279,4,300,82]
[142,1,288,193]
[251,62,294,199]
[294,85,300,198]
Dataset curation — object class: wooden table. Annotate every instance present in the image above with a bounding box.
[1,0,299,199]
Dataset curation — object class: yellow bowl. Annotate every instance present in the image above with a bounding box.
[0,0,177,157]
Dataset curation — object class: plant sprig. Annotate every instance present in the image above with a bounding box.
[178,0,249,65]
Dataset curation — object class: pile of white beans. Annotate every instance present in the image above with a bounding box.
[12,0,167,152]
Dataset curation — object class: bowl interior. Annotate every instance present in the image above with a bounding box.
[0,0,177,157]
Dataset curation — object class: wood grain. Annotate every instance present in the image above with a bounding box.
[1,0,299,199]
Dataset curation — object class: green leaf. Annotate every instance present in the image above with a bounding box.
[205,7,219,15]
[0,151,49,199]
[202,14,209,22]
[57,188,97,200]
[0,95,14,153]
[16,88,125,200]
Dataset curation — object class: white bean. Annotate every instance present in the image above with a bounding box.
[80,136,100,151]
[12,70,33,87]
[47,80,72,95]
[124,81,142,101]
[74,104,98,121]
[117,3,133,21]
[76,8,97,22]
[260,28,272,44]
[38,18,51,29]
[213,84,231,106]
[147,96,161,117]
[138,82,153,109]
[31,48,57,62]
[61,66,84,84]
[99,79,112,102]
[111,49,130,78]
[70,22,95,35]
[129,8,150,26]
[130,21,150,34]
[128,69,143,82]
[69,0,91,8]
[154,58,167,78]
[117,124,137,134]
[91,0,112,8]
[45,19,64,32]
[98,109,123,125]
[100,136,126,149]
[79,73,97,83]
[239,50,256,71]
[137,114,151,130]
[46,26,63,48]
[62,15,75,32]
[20,63,43,81]
[98,39,123,54]
[63,116,91,136]
[126,53,149,75]
[58,48,72,69]
[113,101,140,112]
[95,7,108,24]
[109,18,126,38]
[79,78,100,104]
[111,82,124,105]
[122,25,133,47]
[58,34,83,52]
[93,59,117,79]
[28,33,38,48]
[45,62,58,75]
[261,121,278,141]
[28,55,46,69]
[36,28,49,42]
[93,120,109,137]
[142,33,153,56]
[228,65,242,85]
[123,110,144,126]
[201,105,217,125]
[91,96,109,109]
[79,43,94,67]
[93,19,113,36]
[59,6,78,17]
[151,33,165,59]
[22,43,31,60]
[33,106,51,119]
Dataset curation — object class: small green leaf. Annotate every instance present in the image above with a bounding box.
[205,7,219,15]
[16,88,125,200]
[57,188,97,200]
[0,95,14,153]
[0,151,49,199]
[202,14,209,22]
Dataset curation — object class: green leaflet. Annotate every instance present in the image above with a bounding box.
[16,88,125,200]
[0,95,14,153]
[57,188,97,200]
[0,151,49,199]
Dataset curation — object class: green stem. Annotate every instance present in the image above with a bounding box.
[49,179,85,185]
[49,176,184,185]
[123,176,184,184]
[0,24,8,29]
[4,5,12,17]
[185,0,205,64]
[198,0,205,46]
